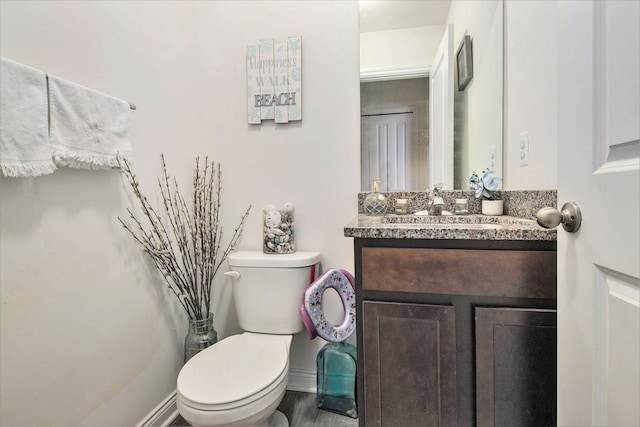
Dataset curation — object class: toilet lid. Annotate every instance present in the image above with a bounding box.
[177,334,288,410]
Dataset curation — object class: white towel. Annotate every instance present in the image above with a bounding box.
[48,74,132,169]
[0,57,56,177]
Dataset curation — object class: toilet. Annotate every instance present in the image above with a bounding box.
[176,250,321,427]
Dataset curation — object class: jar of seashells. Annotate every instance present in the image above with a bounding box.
[263,202,296,254]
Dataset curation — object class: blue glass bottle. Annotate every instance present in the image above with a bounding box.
[316,341,358,418]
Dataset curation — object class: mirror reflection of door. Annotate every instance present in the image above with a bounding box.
[361,112,412,192]
[360,78,429,192]
[429,23,454,190]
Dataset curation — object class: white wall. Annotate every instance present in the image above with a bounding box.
[504,0,559,189]
[0,1,360,426]
[360,25,445,73]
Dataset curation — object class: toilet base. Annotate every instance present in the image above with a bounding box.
[265,410,288,427]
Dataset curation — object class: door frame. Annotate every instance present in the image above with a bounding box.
[360,66,429,83]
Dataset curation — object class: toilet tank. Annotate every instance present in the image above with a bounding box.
[227,251,321,334]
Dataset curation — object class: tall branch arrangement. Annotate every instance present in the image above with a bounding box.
[118,155,251,321]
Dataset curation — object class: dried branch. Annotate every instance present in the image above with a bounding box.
[118,155,251,320]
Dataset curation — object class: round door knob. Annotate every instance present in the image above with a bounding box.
[536,202,582,233]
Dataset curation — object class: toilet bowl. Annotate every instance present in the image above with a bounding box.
[176,250,321,427]
[177,333,291,427]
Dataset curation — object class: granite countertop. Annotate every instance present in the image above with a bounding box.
[343,214,557,241]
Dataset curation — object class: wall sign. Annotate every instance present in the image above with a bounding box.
[247,36,302,124]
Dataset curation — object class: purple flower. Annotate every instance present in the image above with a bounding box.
[469,169,502,200]
[481,170,502,191]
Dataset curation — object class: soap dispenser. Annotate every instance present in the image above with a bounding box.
[363,178,388,215]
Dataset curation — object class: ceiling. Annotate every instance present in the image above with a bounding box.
[359,0,452,33]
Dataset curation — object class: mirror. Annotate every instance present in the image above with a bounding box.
[359,0,503,191]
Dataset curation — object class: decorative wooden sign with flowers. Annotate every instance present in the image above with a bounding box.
[246,37,302,124]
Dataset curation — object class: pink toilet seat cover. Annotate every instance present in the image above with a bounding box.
[299,268,356,342]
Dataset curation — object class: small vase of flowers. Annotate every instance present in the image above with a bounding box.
[469,169,503,215]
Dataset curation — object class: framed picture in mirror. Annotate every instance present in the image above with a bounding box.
[457,35,473,91]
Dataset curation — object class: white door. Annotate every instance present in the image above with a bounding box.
[429,24,454,189]
[557,1,639,425]
[361,113,412,192]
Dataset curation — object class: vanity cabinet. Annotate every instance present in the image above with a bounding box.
[362,301,457,426]
[475,307,557,426]
[354,238,557,427]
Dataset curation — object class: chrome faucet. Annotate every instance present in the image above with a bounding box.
[427,185,445,216]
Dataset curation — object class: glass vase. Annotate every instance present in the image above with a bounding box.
[184,313,217,363]
[316,341,358,418]
[263,204,296,254]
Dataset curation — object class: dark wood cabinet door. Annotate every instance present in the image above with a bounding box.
[475,307,557,427]
[362,301,457,427]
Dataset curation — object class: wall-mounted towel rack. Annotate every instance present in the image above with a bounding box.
[42,72,137,111]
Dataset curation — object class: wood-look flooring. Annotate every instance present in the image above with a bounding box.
[169,390,358,427]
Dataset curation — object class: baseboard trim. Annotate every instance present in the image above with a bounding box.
[137,390,178,427]
[138,369,315,426]
[287,368,317,393]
